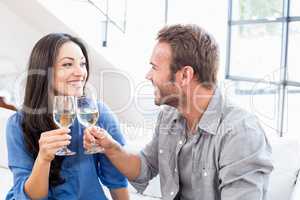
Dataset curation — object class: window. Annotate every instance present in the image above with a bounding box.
[226,0,300,137]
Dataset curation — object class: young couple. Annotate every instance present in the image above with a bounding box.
[6,24,273,200]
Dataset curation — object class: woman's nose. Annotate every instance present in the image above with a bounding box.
[73,63,85,76]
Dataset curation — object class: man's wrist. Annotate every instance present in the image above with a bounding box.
[105,142,122,158]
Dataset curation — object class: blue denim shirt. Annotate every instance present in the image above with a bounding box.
[131,88,273,200]
[6,102,127,200]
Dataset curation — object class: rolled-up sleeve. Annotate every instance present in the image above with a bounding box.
[218,115,274,200]
[6,113,33,200]
[129,111,163,193]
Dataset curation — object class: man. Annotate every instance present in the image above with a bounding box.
[84,24,273,200]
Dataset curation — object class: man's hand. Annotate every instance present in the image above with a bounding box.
[83,126,120,155]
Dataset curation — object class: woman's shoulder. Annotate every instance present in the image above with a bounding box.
[6,112,23,140]
[7,111,23,128]
[97,100,113,115]
[97,100,119,125]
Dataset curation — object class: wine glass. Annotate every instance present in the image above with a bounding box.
[77,95,104,154]
[53,96,76,156]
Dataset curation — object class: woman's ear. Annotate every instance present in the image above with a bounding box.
[181,66,194,86]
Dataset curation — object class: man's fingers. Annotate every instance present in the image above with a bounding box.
[90,128,106,140]
[84,131,96,143]
[83,139,93,149]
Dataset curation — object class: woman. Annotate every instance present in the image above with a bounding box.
[6,33,129,199]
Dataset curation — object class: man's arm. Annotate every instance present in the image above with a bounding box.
[84,110,163,192]
[102,139,142,181]
[94,102,143,180]
[218,116,273,200]
[86,127,161,182]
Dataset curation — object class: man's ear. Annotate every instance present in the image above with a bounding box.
[181,66,194,86]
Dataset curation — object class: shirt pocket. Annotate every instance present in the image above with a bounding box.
[193,161,218,192]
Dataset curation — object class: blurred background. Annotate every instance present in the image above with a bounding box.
[0,0,299,140]
[1,1,300,199]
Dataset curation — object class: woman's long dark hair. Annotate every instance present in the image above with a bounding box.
[21,33,89,186]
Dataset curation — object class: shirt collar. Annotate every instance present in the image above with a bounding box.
[164,87,224,135]
[197,87,223,135]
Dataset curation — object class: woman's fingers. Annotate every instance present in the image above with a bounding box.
[38,128,72,162]
[41,128,70,137]
[45,140,71,150]
[40,134,71,144]
[39,140,72,159]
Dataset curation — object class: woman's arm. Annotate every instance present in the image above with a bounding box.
[24,155,51,199]
[24,128,71,199]
[110,188,130,200]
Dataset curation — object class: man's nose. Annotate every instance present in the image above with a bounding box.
[145,70,152,80]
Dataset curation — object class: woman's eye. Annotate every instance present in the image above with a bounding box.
[80,62,87,67]
[62,63,73,67]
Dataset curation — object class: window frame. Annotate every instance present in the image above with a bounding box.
[226,0,300,136]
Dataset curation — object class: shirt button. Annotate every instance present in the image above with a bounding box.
[159,149,163,154]
[170,192,174,196]
[178,140,183,145]
[174,168,177,172]
[203,171,208,177]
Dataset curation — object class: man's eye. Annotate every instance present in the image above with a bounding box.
[62,63,72,67]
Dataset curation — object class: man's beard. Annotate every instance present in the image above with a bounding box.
[154,83,183,108]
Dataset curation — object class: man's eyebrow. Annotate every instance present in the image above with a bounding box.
[150,62,159,67]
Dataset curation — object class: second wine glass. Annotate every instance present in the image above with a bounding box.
[77,95,104,154]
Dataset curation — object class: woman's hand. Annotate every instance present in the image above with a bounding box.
[37,128,71,163]
[83,127,120,155]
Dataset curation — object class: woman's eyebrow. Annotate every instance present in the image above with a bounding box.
[58,57,75,62]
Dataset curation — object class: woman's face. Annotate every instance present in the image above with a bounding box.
[53,41,88,97]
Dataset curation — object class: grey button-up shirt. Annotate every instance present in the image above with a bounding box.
[131,88,273,200]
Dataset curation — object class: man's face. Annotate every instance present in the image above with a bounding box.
[145,42,181,107]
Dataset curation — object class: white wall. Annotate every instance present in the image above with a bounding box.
[0,0,229,126]
[99,0,229,126]
[0,0,143,124]
[0,2,42,73]
[0,1,43,106]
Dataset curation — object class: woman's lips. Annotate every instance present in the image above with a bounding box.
[68,80,84,87]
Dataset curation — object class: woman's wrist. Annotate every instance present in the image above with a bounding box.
[36,153,53,165]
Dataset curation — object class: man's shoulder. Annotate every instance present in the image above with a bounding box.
[223,101,254,122]
[219,99,262,136]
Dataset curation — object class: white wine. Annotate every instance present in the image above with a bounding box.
[53,112,76,128]
[77,111,99,127]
